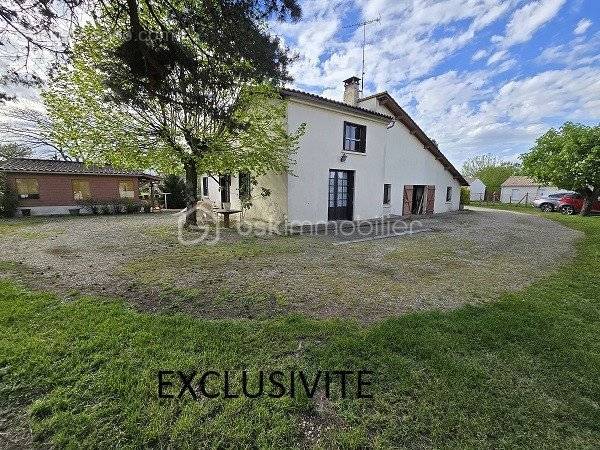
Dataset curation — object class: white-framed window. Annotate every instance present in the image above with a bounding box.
[446,186,452,202]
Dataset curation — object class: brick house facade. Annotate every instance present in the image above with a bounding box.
[0,158,160,216]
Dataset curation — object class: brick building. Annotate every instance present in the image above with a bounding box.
[0,158,160,216]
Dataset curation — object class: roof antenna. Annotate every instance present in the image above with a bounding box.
[343,16,381,93]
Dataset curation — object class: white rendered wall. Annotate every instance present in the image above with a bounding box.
[285,99,390,223]
[359,97,461,215]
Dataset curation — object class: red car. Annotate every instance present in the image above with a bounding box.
[558,193,600,215]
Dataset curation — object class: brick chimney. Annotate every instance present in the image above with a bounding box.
[343,76,361,106]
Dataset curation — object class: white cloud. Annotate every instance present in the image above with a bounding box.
[487,50,508,65]
[472,49,489,61]
[498,0,566,48]
[395,66,600,166]
[275,0,514,94]
[538,32,600,67]
[574,18,592,35]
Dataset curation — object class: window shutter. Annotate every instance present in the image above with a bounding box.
[426,185,436,213]
[403,185,413,215]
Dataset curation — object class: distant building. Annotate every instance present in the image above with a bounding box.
[466,177,486,201]
[0,158,160,216]
[500,176,570,204]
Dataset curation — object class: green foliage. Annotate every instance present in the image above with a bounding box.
[522,122,600,194]
[44,25,304,194]
[460,187,470,205]
[159,174,186,209]
[42,26,180,174]
[0,143,32,161]
[0,173,18,217]
[462,154,521,195]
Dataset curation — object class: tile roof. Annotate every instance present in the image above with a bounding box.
[501,176,543,187]
[0,158,160,180]
[280,88,393,121]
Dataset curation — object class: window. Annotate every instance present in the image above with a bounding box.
[15,178,39,199]
[446,186,453,202]
[343,121,367,153]
[119,180,135,198]
[238,172,251,201]
[72,180,91,200]
[202,177,209,196]
[383,184,391,205]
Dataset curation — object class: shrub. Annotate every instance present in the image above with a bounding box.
[0,173,19,218]
[121,198,142,214]
[460,187,470,206]
[78,199,101,215]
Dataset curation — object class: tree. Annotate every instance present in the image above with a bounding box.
[522,122,600,216]
[0,107,73,160]
[45,23,304,225]
[462,154,521,198]
[0,143,32,161]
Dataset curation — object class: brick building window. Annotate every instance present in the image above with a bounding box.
[15,178,39,199]
[72,180,91,200]
[119,180,135,198]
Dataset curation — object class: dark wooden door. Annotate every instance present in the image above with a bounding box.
[328,170,354,221]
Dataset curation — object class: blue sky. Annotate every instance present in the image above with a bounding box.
[271,0,600,167]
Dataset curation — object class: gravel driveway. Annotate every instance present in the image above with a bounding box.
[0,210,582,322]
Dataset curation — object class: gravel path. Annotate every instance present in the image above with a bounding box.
[0,210,582,321]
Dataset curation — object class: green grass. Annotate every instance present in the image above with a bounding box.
[468,201,545,214]
[1,213,600,447]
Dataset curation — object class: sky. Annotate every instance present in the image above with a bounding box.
[270,0,600,168]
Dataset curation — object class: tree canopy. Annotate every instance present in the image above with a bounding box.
[0,143,32,161]
[522,122,600,215]
[462,154,521,197]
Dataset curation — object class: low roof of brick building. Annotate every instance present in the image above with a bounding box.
[0,158,161,181]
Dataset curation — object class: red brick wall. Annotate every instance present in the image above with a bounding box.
[5,173,140,207]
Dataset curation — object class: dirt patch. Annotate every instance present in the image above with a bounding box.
[0,210,582,322]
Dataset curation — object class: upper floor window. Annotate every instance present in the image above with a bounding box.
[119,180,135,198]
[72,180,91,200]
[15,178,39,199]
[446,186,453,202]
[343,121,367,153]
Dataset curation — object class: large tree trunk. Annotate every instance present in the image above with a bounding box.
[183,159,198,227]
[580,187,598,216]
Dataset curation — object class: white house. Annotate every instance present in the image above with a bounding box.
[466,177,486,202]
[200,77,468,225]
[500,176,569,204]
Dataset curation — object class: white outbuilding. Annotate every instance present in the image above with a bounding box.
[466,177,486,201]
[500,176,568,204]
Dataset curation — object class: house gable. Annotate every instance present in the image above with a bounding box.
[358,92,468,186]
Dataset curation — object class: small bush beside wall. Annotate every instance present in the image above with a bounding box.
[0,173,18,217]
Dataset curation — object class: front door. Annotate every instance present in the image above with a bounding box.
[328,170,354,221]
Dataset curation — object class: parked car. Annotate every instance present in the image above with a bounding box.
[558,193,600,215]
[532,193,570,212]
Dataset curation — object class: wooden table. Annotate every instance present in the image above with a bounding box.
[215,209,242,227]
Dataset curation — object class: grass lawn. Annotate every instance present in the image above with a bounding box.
[1,212,600,447]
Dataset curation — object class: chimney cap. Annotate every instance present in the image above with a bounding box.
[343,76,361,85]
